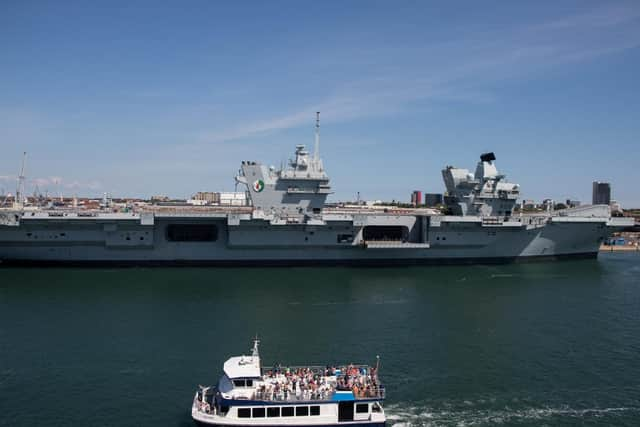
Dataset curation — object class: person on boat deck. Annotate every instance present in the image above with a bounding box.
[256,363,380,400]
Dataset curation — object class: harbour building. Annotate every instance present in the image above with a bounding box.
[592,182,611,205]
[411,191,422,206]
[424,193,443,207]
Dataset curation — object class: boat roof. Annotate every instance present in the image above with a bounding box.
[223,339,262,379]
[223,355,261,379]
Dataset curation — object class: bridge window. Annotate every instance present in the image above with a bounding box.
[238,408,250,418]
[232,379,254,387]
[166,224,218,242]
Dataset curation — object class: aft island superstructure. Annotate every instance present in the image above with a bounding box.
[0,117,632,266]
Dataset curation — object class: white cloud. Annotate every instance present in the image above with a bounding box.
[191,4,640,146]
[533,3,640,31]
[31,176,63,188]
[63,180,102,191]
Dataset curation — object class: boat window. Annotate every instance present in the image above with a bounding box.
[282,406,294,417]
[166,224,218,242]
[296,406,309,416]
[372,403,382,413]
[233,380,245,387]
[267,407,280,417]
[238,408,250,418]
[252,407,265,418]
[310,405,320,416]
[356,403,369,413]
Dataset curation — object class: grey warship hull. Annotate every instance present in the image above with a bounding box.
[0,132,632,266]
[0,207,625,267]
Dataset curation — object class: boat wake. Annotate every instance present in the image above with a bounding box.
[384,401,640,426]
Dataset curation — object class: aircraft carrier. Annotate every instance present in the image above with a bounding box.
[0,119,632,266]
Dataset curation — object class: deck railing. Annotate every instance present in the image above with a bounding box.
[250,386,385,402]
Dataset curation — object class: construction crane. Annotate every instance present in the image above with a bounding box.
[15,152,27,209]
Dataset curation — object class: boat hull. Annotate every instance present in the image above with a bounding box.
[193,422,385,427]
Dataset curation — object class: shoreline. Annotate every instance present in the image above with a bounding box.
[600,245,639,252]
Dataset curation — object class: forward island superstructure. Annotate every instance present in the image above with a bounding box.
[0,116,633,266]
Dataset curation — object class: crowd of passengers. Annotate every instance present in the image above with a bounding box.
[254,365,380,401]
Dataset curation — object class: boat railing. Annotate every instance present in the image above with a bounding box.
[261,364,375,377]
[348,385,385,400]
[251,385,385,402]
[252,388,332,402]
[262,365,326,374]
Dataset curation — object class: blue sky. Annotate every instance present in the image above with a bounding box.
[1,1,639,206]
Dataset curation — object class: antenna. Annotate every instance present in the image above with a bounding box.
[314,111,320,162]
[15,151,27,208]
[252,335,260,358]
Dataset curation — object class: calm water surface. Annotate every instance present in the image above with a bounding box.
[1,253,640,426]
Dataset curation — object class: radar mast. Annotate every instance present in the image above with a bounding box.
[314,111,320,162]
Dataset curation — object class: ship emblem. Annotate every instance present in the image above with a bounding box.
[253,179,265,192]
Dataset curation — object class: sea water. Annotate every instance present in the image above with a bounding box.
[1,252,639,426]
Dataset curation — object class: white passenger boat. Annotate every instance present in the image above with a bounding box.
[192,339,386,426]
